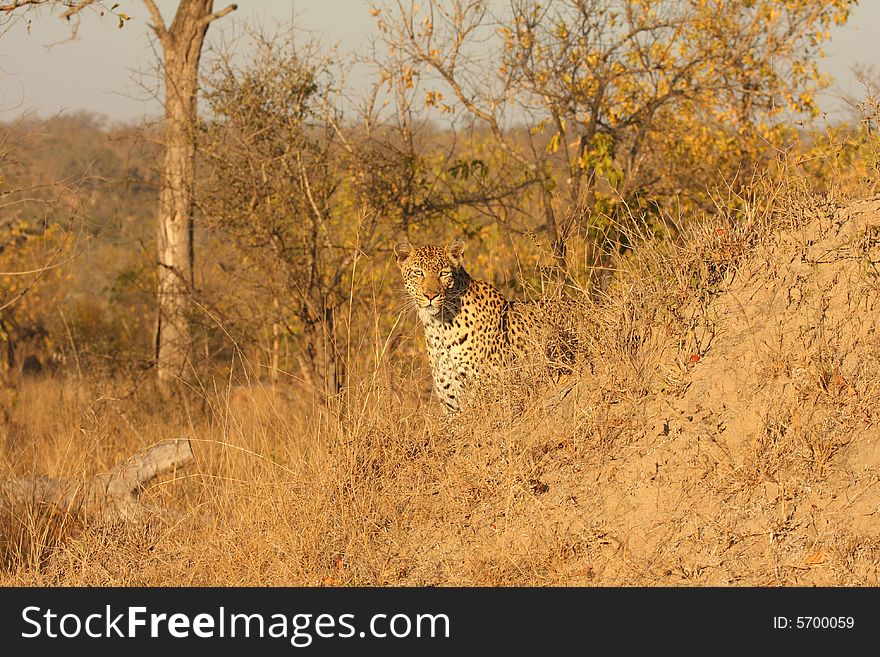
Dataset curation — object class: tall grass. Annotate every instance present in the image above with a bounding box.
[2,155,880,585]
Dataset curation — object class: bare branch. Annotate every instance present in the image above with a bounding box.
[142,0,168,41]
[198,1,235,28]
[0,0,46,11]
[59,0,98,19]
[0,0,101,18]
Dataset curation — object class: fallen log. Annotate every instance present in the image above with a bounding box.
[0,439,194,521]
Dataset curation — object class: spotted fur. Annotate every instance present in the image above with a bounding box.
[394,239,574,412]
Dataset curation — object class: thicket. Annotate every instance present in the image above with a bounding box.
[1,0,876,399]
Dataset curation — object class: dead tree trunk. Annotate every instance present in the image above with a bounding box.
[144,0,236,391]
[0,439,195,521]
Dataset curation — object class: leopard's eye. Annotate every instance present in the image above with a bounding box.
[412,269,424,277]
[440,270,452,278]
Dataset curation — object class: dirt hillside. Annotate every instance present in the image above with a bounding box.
[402,195,880,585]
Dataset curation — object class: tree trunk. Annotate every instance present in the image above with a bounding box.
[156,54,198,387]
[146,0,236,391]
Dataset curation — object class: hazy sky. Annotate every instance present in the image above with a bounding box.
[1,0,878,124]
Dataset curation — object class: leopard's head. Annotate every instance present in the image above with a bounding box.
[393,239,466,318]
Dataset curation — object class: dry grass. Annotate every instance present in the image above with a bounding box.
[2,174,880,586]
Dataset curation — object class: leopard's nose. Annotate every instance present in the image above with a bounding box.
[424,292,439,302]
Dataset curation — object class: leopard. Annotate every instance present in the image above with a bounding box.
[394,238,576,412]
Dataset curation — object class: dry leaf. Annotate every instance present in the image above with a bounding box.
[803,550,827,566]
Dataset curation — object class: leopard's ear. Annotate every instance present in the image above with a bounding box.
[393,242,414,266]
[446,239,465,267]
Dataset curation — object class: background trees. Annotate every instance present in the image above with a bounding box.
[198,34,359,396]
[0,0,870,390]
[375,0,854,281]
[0,115,158,377]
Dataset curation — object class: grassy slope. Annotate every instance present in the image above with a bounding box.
[2,187,879,586]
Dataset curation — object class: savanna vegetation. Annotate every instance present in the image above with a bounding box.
[1,0,879,585]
